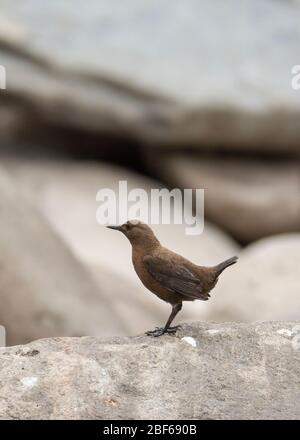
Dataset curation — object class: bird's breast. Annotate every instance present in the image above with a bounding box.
[132,250,182,305]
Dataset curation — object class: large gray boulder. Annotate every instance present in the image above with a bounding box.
[3,158,240,327]
[207,234,300,322]
[157,154,300,242]
[1,0,300,152]
[0,168,127,345]
[0,321,299,419]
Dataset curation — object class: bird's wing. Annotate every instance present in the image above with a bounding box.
[143,255,208,300]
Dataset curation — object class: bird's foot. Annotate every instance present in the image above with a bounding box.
[165,325,182,335]
[145,327,162,336]
[145,325,181,337]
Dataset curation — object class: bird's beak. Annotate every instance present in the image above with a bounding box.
[106,225,122,231]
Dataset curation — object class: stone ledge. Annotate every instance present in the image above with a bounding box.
[0,321,299,420]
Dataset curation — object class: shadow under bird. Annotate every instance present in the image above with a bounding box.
[107,220,238,337]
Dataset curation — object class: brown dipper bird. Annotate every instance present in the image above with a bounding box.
[107,220,238,337]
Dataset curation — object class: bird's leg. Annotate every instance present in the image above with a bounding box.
[145,303,182,337]
[161,303,182,335]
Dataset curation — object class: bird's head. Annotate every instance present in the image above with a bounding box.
[106,220,159,246]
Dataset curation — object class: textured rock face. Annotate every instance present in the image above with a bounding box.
[1,0,300,152]
[158,154,300,242]
[207,234,300,322]
[0,168,127,345]
[0,322,299,420]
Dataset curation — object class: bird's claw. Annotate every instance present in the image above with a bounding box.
[145,325,182,337]
[145,328,165,337]
[145,326,160,335]
[170,325,182,331]
[164,325,182,335]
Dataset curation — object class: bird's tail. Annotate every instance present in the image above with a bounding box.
[214,256,238,276]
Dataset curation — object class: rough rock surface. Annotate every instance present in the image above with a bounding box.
[0,168,127,345]
[207,234,300,322]
[158,154,300,242]
[1,0,300,152]
[3,158,240,326]
[0,322,299,420]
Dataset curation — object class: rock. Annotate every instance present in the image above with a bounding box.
[1,1,300,152]
[206,234,300,322]
[2,158,240,326]
[0,13,25,45]
[2,159,240,274]
[156,154,300,242]
[0,43,177,149]
[0,167,127,345]
[0,321,299,419]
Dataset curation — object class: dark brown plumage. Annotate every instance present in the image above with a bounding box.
[107,220,238,337]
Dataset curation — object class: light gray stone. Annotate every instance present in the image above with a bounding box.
[3,158,240,327]
[157,154,300,242]
[207,234,300,322]
[0,321,299,419]
[0,167,127,345]
[1,0,300,152]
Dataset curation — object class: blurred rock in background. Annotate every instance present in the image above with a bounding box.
[0,168,127,345]
[1,0,300,152]
[207,234,300,322]
[2,158,239,333]
[153,153,300,243]
[0,1,299,344]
